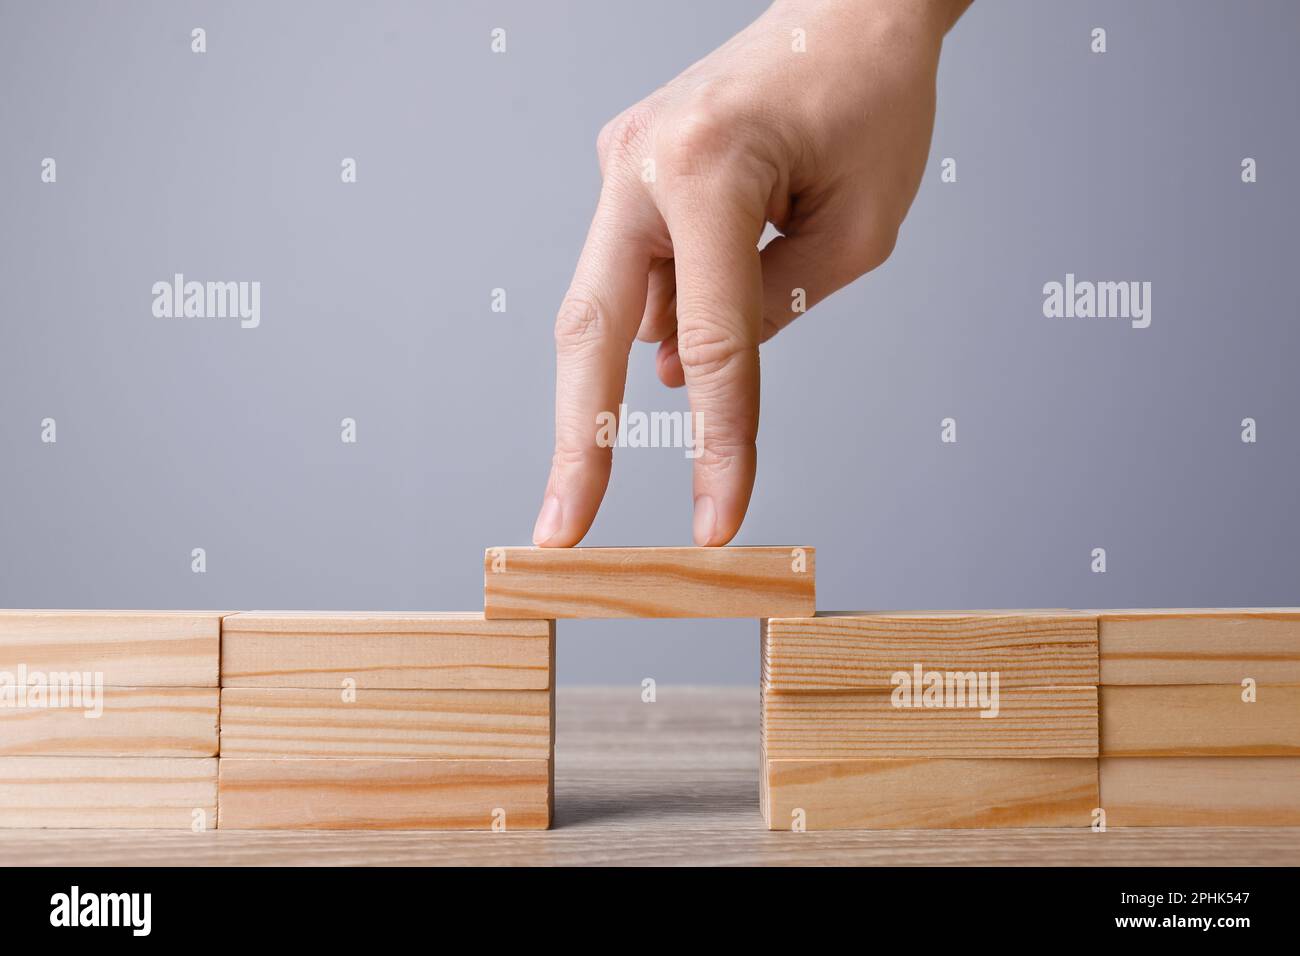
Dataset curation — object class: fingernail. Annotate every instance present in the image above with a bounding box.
[532,495,563,546]
[693,495,717,546]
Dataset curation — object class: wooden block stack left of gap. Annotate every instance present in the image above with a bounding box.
[0,611,221,828]
[217,612,555,830]
[761,611,1101,830]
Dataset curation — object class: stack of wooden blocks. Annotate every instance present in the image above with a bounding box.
[761,608,1300,829]
[0,611,222,828]
[217,612,555,829]
[0,610,555,830]
[761,611,1100,829]
[1098,610,1300,826]
[3,552,1298,833]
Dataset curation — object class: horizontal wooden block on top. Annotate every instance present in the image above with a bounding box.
[0,611,222,686]
[762,687,1098,759]
[1101,684,1300,756]
[762,756,1097,830]
[0,756,216,828]
[483,546,815,619]
[1100,757,1300,826]
[220,612,554,689]
[219,688,552,759]
[0,687,218,757]
[217,758,551,830]
[763,611,1098,691]
[1099,609,1300,685]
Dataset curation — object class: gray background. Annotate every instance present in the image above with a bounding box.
[1,1,1296,685]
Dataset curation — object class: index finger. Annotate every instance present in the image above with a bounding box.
[534,186,650,546]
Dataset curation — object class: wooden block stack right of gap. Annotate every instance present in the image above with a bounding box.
[762,608,1300,829]
[1098,609,1300,826]
[217,612,555,830]
[761,611,1101,830]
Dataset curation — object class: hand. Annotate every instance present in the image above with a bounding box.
[533,0,970,547]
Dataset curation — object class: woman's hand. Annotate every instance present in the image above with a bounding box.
[534,0,970,547]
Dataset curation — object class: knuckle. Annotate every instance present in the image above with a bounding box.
[696,436,756,476]
[675,324,751,379]
[551,443,610,470]
[657,102,733,178]
[553,297,605,350]
[597,106,654,165]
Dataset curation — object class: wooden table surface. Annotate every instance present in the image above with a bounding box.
[4,687,1299,866]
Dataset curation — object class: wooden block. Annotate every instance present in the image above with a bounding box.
[1100,756,1300,826]
[0,756,216,828]
[0,688,217,757]
[0,611,221,686]
[217,758,552,830]
[219,688,552,759]
[1099,609,1300,685]
[483,546,815,619]
[762,686,1098,758]
[1102,684,1300,756]
[763,756,1098,829]
[220,612,553,689]
[763,612,1098,691]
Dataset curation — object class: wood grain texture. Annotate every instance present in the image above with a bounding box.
[0,690,1298,863]
[483,546,815,619]
[763,757,1098,830]
[0,611,221,686]
[219,688,552,758]
[1101,684,1300,756]
[762,687,1099,758]
[6,823,1299,867]
[763,612,1098,691]
[1098,609,1300,685]
[220,612,553,689]
[0,688,217,756]
[0,756,216,828]
[217,758,552,830]
[1100,757,1300,826]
